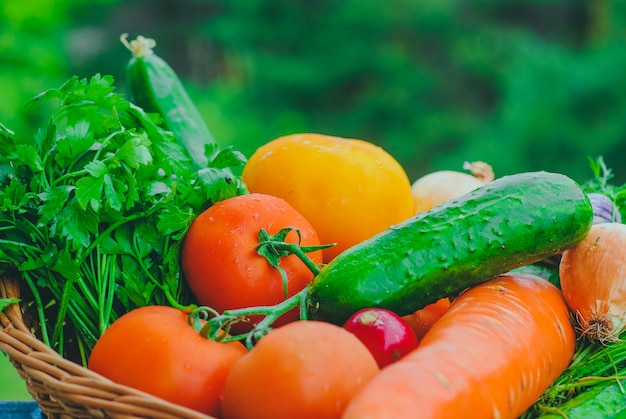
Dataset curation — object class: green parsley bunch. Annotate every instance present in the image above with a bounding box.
[0,74,246,364]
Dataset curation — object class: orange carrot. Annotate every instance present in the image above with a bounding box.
[401,297,451,340]
[342,273,576,419]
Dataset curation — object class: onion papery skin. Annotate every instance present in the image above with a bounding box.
[411,162,494,214]
[559,223,626,343]
[411,171,483,214]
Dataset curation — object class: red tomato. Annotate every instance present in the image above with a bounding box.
[343,308,420,368]
[87,305,247,417]
[221,320,380,419]
[180,193,323,334]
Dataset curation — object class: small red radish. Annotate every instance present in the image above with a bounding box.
[343,308,419,368]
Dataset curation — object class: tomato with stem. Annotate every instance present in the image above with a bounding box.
[180,193,324,335]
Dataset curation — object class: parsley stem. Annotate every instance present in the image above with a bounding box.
[50,168,88,187]
[97,252,117,335]
[65,301,99,349]
[76,208,158,266]
[51,277,75,351]
[0,239,41,252]
[132,236,193,311]
[20,272,50,346]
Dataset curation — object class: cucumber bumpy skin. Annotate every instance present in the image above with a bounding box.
[121,34,218,169]
[306,171,593,324]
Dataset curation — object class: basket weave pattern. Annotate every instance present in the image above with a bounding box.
[0,275,214,419]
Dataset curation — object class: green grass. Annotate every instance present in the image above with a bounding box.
[0,353,33,401]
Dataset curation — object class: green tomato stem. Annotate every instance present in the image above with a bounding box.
[187,228,329,348]
[190,287,309,350]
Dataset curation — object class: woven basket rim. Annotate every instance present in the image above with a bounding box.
[0,274,215,419]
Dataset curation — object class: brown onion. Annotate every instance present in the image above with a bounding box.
[560,223,626,343]
[411,161,494,214]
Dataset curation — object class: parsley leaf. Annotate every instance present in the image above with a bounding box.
[582,156,626,221]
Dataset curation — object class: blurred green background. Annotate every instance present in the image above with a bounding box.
[1,0,625,401]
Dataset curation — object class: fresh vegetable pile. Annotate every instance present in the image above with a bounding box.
[2,34,626,419]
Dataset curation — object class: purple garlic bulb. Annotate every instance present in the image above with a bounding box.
[588,193,622,224]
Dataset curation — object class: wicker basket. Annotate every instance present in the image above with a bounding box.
[0,275,215,419]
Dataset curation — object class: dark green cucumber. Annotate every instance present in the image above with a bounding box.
[121,34,218,168]
[306,171,593,324]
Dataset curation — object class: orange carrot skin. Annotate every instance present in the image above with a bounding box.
[401,297,451,340]
[342,273,576,419]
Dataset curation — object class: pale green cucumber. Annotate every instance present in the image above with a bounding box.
[121,34,218,169]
